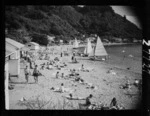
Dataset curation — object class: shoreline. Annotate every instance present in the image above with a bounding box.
[103,43,141,46]
[71,43,141,48]
[44,43,141,48]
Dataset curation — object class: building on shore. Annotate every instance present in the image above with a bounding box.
[5,49,16,109]
[6,38,25,77]
[47,35,55,45]
[25,42,40,51]
[5,38,25,109]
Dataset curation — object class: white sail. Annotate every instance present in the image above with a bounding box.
[74,38,79,48]
[84,47,87,54]
[86,38,93,55]
[89,47,94,57]
[95,36,108,56]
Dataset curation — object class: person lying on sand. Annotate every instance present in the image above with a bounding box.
[120,80,131,89]
[86,83,98,90]
[107,68,113,73]
[58,62,67,68]
[69,69,80,77]
[51,83,75,93]
[106,68,117,75]
[50,84,63,93]
[78,64,92,72]
[40,62,45,66]
[63,93,86,100]
[40,65,45,70]
[78,94,93,109]
[54,57,59,61]
[63,62,67,66]
[74,76,83,82]
[57,65,61,70]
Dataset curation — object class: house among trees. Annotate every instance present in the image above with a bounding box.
[85,37,96,43]
[69,39,80,45]
[25,42,40,51]
[112,37,123,43]
[47,35,55,44]
[133,38,141,43]
[102,39,110,43]
[59,39,63,44]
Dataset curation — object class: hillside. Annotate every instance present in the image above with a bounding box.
[5,5,142,45]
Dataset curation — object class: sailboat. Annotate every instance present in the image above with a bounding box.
[84,38,93,56]
[74,38,79,48]
[84,47,87,54]
[89,36,108,60]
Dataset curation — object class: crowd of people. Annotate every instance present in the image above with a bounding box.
[19,46,127,110]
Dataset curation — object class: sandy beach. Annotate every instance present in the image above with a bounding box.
[9,44,142,110]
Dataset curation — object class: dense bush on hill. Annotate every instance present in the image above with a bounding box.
[5,5,142,45]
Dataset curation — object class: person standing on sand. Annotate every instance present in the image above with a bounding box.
[81,64,84,70]
[29,58,33,69]
[73,52,75,56]
[71,55,74,62]
[33,65,40,83]
[24,66,31,83]
[61,52,63,57]
[56,71,59,78]
[26,54,30,62]
[61,73,64,78]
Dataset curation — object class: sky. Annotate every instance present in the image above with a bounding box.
[111,6,142,29]
[78,5,142,29]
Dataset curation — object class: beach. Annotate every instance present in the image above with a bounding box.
[9,44,142,109]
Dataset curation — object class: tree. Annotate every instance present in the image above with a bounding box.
[31,33,48,45]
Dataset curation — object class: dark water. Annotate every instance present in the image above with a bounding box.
[74,44,142,60]
[105,44,142,61]
[74,44,142,73]
[105,44,142,73]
